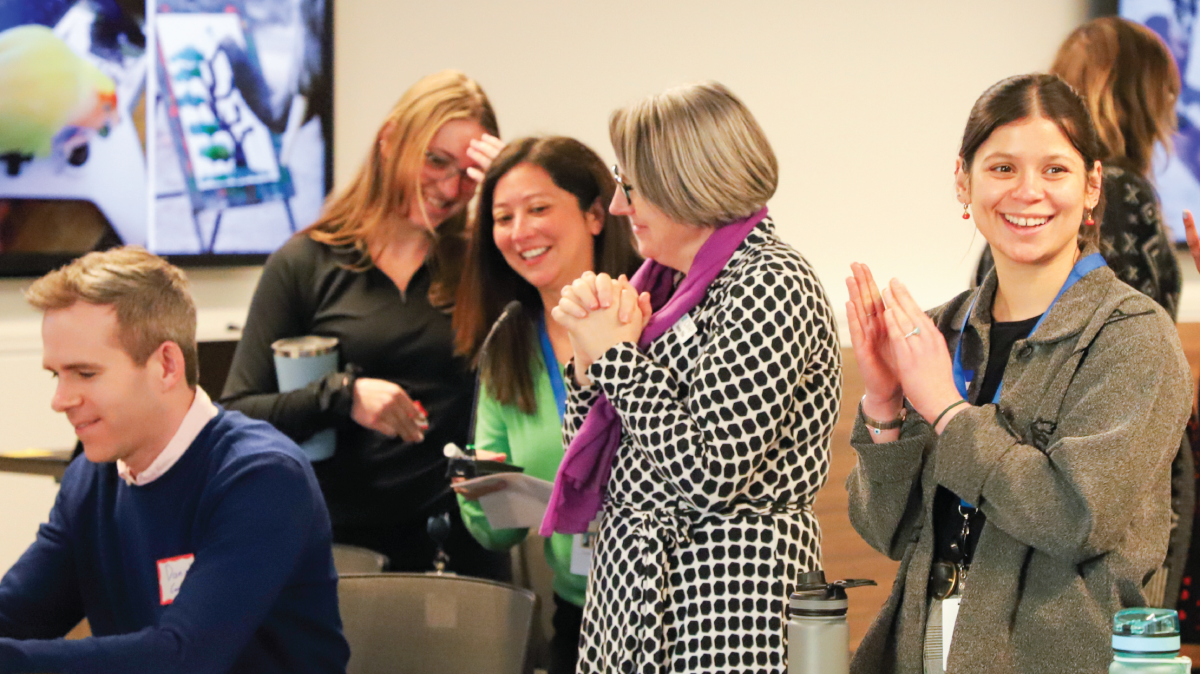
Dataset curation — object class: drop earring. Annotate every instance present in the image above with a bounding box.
[1085,208,1095,226]
[962,203,970,220]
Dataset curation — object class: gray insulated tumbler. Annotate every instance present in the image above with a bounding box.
[271,335,338,462]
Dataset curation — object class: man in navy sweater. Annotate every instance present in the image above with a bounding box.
[0,247,349,673]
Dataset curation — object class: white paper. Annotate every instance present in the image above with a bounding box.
[458,473,554,529]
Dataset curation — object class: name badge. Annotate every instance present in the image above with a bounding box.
[942,596,961,670]
[157,554,195,605]
[569,516,602,576]
[673,313,698,343]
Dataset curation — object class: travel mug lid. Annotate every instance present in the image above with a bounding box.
[1112,607,1181,653]
[272,335,339,358]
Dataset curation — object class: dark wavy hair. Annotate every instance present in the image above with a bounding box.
[453,136,641,413]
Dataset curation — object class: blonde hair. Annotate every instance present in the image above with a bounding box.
[1050,17,1180,177]
[609,81,777,227]
[307,70,498,305]
[25,247,199,388]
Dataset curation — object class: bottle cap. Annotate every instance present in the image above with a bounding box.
[1112,607,1181,653]
[788,570,875,617]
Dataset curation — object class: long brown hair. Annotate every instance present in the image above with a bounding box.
[960,73,1106,249]
[306,70,498,306]
[454,137,641,413]
[1050,17,1180,177]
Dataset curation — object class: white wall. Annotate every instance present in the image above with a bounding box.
[334,0,1089,320]
[0,1,1110,573]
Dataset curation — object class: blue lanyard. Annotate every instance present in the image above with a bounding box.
[952,252,1106,404]
[949,252,1105,510]
[538,317,567,421]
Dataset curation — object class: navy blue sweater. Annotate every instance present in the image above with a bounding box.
[0,408,350,673]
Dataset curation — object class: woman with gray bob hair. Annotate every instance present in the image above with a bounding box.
[608,81,778,227]
[540,81,842,673]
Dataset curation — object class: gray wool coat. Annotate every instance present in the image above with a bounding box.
[847,259,1192,674]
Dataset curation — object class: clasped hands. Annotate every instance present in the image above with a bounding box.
[551,272,653,385]
[845,263,968,436]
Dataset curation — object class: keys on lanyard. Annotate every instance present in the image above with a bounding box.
[931,503,973,600]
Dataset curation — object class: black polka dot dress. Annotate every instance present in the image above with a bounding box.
[565,219,842,674]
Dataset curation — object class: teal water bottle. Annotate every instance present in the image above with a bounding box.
[1110,608,1192,673]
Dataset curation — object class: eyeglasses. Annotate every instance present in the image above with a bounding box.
[425,150,475,184]
[611,164,633,203]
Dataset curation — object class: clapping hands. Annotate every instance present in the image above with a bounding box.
[551,272,652,385]
[846,263,966,436]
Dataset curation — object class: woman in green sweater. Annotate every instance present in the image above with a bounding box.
[452,136,640,674]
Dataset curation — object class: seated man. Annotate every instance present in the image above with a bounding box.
[0,247,349,673]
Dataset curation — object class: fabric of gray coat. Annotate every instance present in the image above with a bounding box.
[847,256,1192,674]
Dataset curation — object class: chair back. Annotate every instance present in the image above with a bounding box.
[332,544,389,574]
[338,572,536,674]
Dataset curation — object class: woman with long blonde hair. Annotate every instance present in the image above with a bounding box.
[222,70,511,578]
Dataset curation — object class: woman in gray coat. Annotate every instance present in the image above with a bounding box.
[845,73,1193,674]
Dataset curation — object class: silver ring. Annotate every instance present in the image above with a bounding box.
[903,327,921,339]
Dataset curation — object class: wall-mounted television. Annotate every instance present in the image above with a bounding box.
[0,0,332,276]
[1119,0,1200,245]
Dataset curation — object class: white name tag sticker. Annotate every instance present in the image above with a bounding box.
[673,313,698,343]
[942,596,961,670]
[157,553,195,605]
[570,516,602,576]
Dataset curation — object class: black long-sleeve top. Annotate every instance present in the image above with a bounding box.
[221,235,473,527]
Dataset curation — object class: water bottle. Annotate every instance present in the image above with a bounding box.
[1110,607,1192,673]
[271,335,339,461]
[787,570,875,674]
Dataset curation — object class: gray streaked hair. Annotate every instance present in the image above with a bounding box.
[609,81,778,227]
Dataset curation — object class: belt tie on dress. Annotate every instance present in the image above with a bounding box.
[609,500,809,672]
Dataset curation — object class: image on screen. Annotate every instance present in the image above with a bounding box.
[153,0,329,255]
[0,1,146,257]
[1121,0,1200,244]
[0,0,330,274]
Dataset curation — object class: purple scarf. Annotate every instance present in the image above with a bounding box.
[539,207,768,535]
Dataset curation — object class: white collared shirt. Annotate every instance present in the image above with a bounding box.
[117,387,219,487]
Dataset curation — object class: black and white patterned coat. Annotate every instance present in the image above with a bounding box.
[565,218,842,674]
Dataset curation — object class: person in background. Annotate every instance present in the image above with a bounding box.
[847,73,1191,674]
[451,136,640,674]
[0,247,348,674]
[546,82,842,674]
[974,16,1182,318]
[221,70,510,578]
[1000,13,1193,626]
